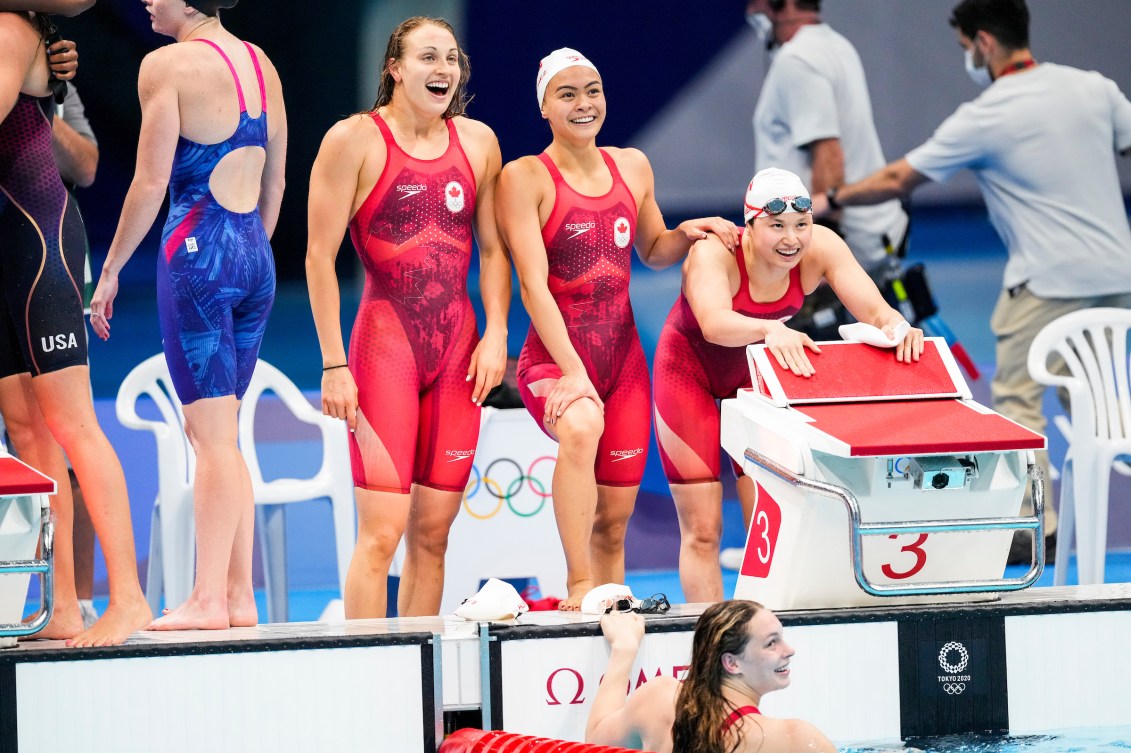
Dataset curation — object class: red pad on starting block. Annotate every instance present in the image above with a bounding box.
[0,456,55,496]
[794,399,1045,456]
[750,338,968,407]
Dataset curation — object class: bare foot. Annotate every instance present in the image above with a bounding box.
[227,590,258,628]
[558,580,593,612]
[66,597,152,647]
[145,596,229,631]
[20,601,84,641]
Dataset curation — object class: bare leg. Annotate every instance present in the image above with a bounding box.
[345,487,411,619]
[31,366,150,647]
[0,374,84,639]
[672,481,724,603]
[69,469,100,628]
[592,483,638,587]
[545,398,602,611]
[225,477,257,627]
[148,395,251,630]
[737,474,755,533]
[398,485,463,616]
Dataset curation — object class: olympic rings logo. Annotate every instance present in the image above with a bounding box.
[938,641,969,674]
[942,682,966,695]
[462,456,556,520]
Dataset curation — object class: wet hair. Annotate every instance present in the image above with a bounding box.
[185,0,239,17]
[949,0,1030,51]
[372,16,471,119]
[672,600,765,753]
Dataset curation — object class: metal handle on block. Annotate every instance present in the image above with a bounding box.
[0,504,56,638]
[743,448,1044,597]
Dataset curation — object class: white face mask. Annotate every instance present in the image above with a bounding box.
[965,47,992,89]
[746,12,774,45]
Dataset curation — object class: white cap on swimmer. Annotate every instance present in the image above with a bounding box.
[743,167,812,223]
[536,47,599,109]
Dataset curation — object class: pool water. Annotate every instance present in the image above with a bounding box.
[845,726,1131,752]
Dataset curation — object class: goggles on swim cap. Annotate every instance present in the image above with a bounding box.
[747,196,813,220]
[743,167,811,223]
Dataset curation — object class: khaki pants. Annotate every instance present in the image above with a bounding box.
[990,287,1131,534]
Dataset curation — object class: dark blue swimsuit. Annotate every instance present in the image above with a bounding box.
[0,93,87,378]
[157,39,275,404]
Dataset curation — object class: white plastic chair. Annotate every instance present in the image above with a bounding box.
[117,355,356,622]
[1027,307,1131,585]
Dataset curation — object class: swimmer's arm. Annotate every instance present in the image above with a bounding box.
[834,158,928,206]
[101,52,179,277]
[0,0,94,15]
[306,118,369,429]
[498,158,602,417]
[0,14,38,121]
[52,112,98,188]
[586,613,645,747]
[256,49,286,238]
[684,238,789,347]
[623,148,737,269]
[467,122,510,403]
[784,718,839,753]
[818,227,922,362]
[497,160,583,376]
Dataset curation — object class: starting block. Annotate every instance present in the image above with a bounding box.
[0,454,56,646]
[720,338,1046,610]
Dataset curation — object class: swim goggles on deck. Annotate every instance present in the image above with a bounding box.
[603,593,671,615]
[748,196,813,219]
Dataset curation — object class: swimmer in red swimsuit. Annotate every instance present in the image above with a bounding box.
[587,600,836,753]
[307,17,510,618]
[654,168,924,602]
[496,47,737,611]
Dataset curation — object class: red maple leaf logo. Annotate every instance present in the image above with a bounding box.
[449,185,462,197]
[616,221,628,233]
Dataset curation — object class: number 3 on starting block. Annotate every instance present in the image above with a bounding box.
[740,484,782,578]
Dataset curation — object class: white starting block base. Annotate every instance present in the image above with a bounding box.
[0,456,55,647]
[721,340,1046,610]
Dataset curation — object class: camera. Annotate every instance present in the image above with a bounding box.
[905,455,977,491]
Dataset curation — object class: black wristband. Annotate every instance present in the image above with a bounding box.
[322,364,348,372]
[826,186,842,210]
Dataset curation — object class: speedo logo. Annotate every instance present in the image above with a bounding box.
[565,222,596,239]
[609,448,643,462]
[445,449,475,463]
[397,184,427,200]
[41,332,79,353]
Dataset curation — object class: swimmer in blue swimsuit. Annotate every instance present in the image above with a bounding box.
[1,9,151,647]
[91,0,287,631]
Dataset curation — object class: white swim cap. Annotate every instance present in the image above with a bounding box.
[536,47,599,109]
[580,583,635,615]
[743,167,812,223]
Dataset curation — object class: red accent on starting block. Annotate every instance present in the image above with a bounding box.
[761,340,959,403]
[0,456,55,495]
[794,399,1045,456]
[741,484,781,579]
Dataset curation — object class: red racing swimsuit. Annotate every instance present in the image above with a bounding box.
[517,149,651,486]
[346,113,480,493]
[653,231,803,483]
